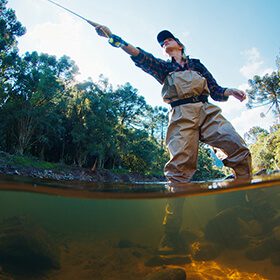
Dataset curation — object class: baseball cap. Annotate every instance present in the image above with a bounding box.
[157,30,176,46]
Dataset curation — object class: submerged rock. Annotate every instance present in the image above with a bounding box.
[204,207,249,249]
[190,241,221,261]
[180,228,202,244]
[245,225,280,262]
[116,239,147,250]
[117,239,134,248]
[145,254,191,266]
[144,267,186,280]
[0,216,60,275]
[0,271,12,280]
[245,237,274,261]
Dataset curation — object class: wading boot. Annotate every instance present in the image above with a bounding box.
[157,232,187,255]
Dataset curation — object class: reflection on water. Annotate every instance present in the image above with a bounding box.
[0,174,280,280]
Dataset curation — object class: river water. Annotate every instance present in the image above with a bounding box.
[0,174,280,280]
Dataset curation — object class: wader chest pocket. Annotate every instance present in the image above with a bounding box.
[162,70,210,103]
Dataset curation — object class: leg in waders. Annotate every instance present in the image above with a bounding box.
[158,102,252,255]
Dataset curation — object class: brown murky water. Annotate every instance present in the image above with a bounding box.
[0,174,280,280]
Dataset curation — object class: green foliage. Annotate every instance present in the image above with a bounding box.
[0,0,225,179]
[111,83,148,128]
[0,51,78,155]
[0,0,26,104]
[192,144,225,181]
[249,126,280,172]
[5,153,58,170]
[0,0,26,49]
[65,80,118,167]
[144,106,168,148]
[244,126,269,144]
[116,128,168,174]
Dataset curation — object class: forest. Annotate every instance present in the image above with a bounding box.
[1,0,279,179]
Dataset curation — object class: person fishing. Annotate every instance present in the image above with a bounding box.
[45,1,252,181]
[95,26,252,254]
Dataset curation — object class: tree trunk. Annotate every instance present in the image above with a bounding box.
[15,114,36,155]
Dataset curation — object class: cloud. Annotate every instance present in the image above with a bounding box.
[18,12,84,57]
[231,106,275,137]
[230,48,277,136]
[17,12,116,83]
[240,47,274,79]
[212,48,277,128]
[238,83,250,92]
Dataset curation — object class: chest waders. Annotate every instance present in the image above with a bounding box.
[158,70,252,255]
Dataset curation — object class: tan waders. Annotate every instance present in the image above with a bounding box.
[158,102,252,254]
[165,102,252,182]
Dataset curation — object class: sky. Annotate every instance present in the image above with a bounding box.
[6,0,280,137]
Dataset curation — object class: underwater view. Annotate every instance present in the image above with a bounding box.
[0,174,280,280]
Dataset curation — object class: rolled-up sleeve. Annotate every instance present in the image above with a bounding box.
[193,59,228,102]
[131,48,170,84]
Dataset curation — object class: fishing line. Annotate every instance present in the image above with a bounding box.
[44,0,110,37]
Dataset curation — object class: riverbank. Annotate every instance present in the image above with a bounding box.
[0,152,165,183]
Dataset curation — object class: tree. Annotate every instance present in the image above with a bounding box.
[269,123,280,133]
[0,0,26,105]
[117,128,168,174]
[65,79,118,167]
[246,55,280,123]
[249,126,280,172]
[267,129,280,170]
[192,143,224,181]
[112,83,148,128]
[244,126,269,144]
[145,106,168,148]
[0,52,78,155]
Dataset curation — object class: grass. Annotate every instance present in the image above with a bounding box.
[0,152,63,171]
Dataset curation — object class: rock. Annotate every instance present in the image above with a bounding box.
[190,241,221,261]
[117,239,134,248]
[144,267,186,280]
[273,226,280,242]
[245,238,273,261]
[131,251,142,258]
[145,255,191,266]
[0,271,13,280]
[0,216,60,275]
[245,225,280,262]
[204,207,249,249]
[180,228,202,244]
[238,218,263,236]
[116,239,147,250]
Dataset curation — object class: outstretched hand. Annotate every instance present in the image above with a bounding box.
[224,88,247,102]
[95,26,140,56]
[95,25,112,38]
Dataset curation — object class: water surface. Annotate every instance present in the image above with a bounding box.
[0,174,280,280]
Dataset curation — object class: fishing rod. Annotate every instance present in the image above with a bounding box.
[44,0,110,37]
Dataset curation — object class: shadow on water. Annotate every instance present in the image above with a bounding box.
[0,174,280,280]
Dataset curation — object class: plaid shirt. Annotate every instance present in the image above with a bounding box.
[131,48,228,102]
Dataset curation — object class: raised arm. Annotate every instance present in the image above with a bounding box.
[95,25,172,84]
[95,25,140,56]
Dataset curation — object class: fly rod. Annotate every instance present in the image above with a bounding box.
[45,0,110,37]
